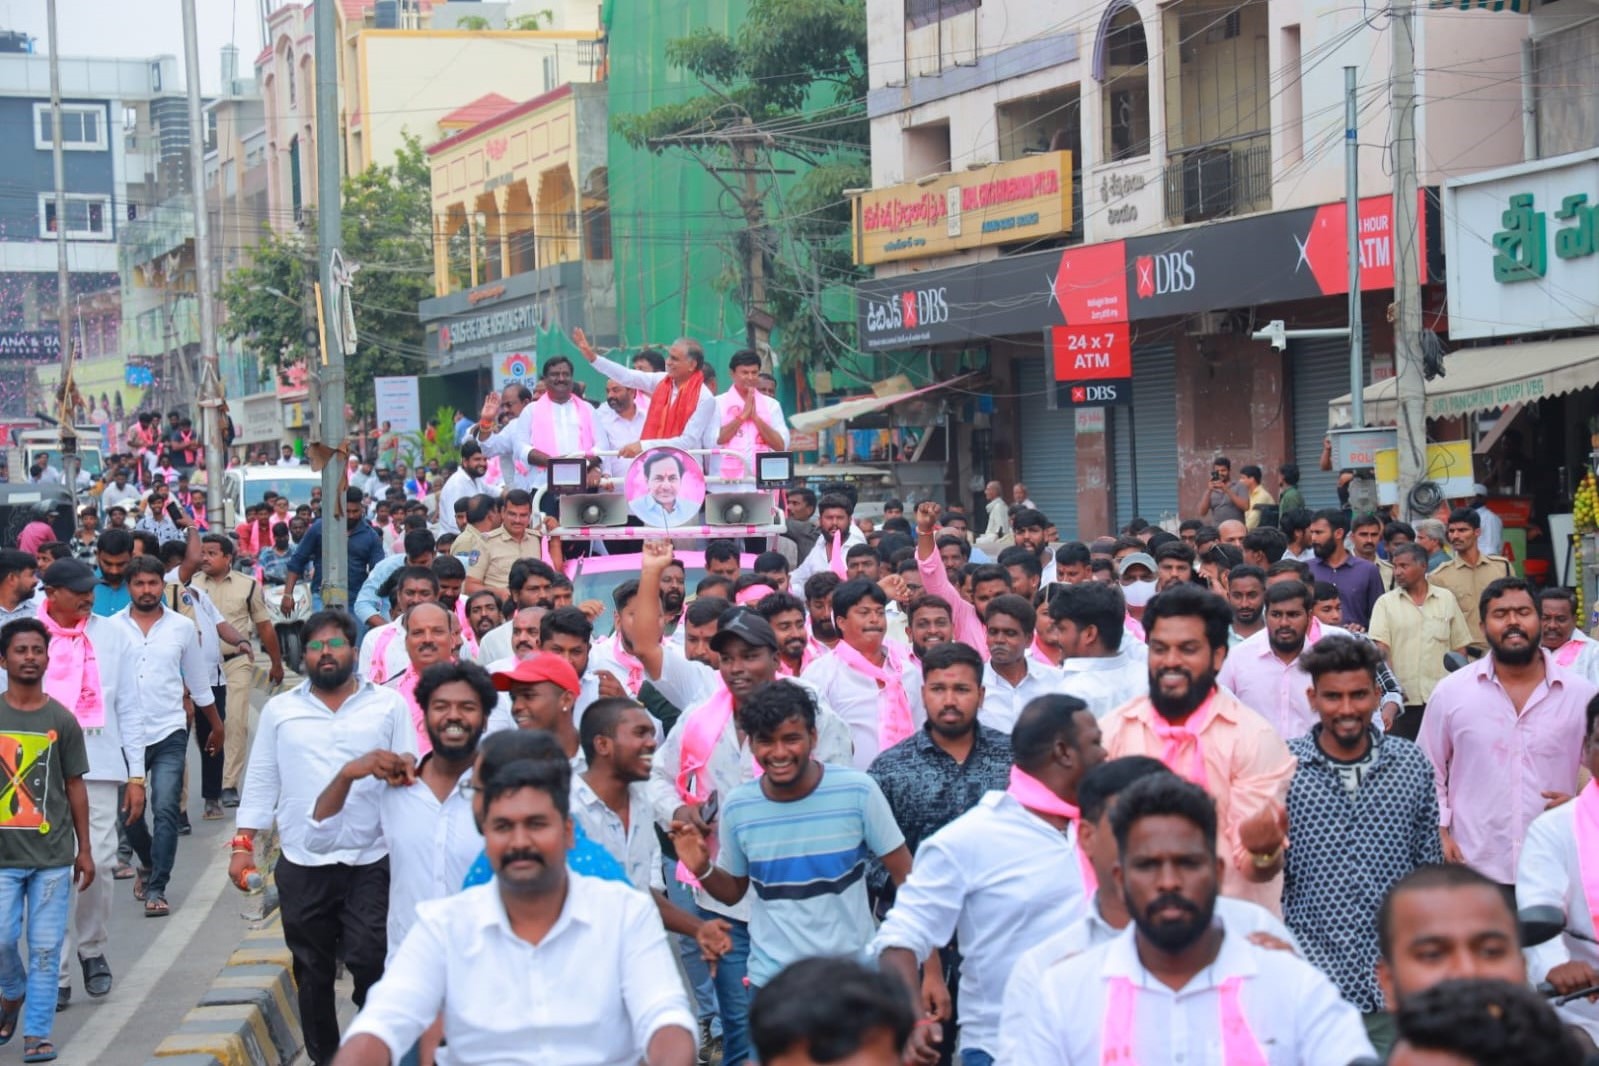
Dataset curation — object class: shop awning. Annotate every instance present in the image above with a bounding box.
[1327,335,1599,428]
[789,374,976,433]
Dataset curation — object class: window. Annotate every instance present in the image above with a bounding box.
[34,103,107,151]
[286,49,296,107]
[38,194,113,240]
[1100,6,1150,161]
[905,0,980,29]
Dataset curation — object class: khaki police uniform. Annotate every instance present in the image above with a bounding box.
[193,569,271,791]
[1429,551,1514,652]
[466,528,543,594]
[451,524,487,561]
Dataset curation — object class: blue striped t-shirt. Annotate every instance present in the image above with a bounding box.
[717,764,904,987]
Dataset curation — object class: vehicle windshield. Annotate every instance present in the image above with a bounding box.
[568,550,757,638]
[30,448,103,478]
[239,474,320,509]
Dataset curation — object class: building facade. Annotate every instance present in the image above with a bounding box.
[857,0,1532,535]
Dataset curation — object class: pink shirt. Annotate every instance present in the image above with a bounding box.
[18,520,54,556]
[1215,620,1348,741]
[917,547,988,657]
[1417,650,1596,883]
[1102,688,1296,913]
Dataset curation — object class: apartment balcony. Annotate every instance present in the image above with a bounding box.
[1163,132,1270,225]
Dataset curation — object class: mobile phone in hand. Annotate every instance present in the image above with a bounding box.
[167,502,184,522]
[699,790,720,825]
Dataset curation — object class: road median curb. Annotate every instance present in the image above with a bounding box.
[146,916,302,1066]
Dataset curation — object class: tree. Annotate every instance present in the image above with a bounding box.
[221,135,433,420]
[614,0,868,372]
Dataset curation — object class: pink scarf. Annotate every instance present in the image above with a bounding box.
[674,683,750,887]
[831,638,915,752]
[1007,765,1096,891]
[1150,695,1218,789]
[37,608,105,732]
[718,391,776,480]
[528,394,595,461]
[1101,975,1266,1066]
[367,624,402,685]
[452,597,479,659]
[607,637,646,694]
[828,529,847,579]
[778,638,823,678]
[1557,638,1586,669]
[1029,633,1060,668]
[1574,780,1599,926]
[395,666,430,756]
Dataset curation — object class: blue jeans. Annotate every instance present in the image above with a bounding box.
[0,867,73,1040]
[662,858,720,1034]
[124,728,188,897]
[960,1051,994,1066]
[696,905,752,1066]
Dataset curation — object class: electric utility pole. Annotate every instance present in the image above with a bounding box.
[182,0,225,528]
[1391,0,1428,517]
[45,0,79,508]
[314,0,350,605]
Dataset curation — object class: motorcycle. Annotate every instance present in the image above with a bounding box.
[237,554,312,674]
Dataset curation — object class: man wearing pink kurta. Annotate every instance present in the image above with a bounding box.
[1100,585,1296,913]
[1418,577,1596,887]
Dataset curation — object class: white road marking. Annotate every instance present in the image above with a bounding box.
[65,838,234,1060]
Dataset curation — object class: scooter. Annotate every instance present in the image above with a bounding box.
[238,554,313,673]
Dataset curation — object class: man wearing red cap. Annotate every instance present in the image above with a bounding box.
[491,652,584,770]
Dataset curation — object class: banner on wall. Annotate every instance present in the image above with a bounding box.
[373,376,422,434]
[492,350,538,393]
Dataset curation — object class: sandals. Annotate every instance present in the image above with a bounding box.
[81,956,112,998]
[112,863,134,881]
[144,893,170,918]
[0,996,19,1044]
[23,1037,56,1062]
[132,867,151,902]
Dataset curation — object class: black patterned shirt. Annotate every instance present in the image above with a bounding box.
[1283,727,1444,1010]
[866,723,1013,904]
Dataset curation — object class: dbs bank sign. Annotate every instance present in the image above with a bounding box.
[1134,251,1197,299]
[862,286,950,345]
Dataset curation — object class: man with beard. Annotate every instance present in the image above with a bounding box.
[1283,637,1442,1051]
[357,568,441,686]
[1430,510,1516,654]
[437,443,490,528]
[464,591,502,647]
[1153,542,1197,593]
[282,488,387,621]
[1055,582,1146,717]
[595,379,650,481]
[802,572,842,651]
[783,487,820,563]
[576,330,718,461]
[1005,774,1373,1064]
[382,604,457,753]
[1000,758,1299,1063]
[1226,564,1267,647]
[1418,577,1596,892]
[91,528,134,617]
[979,596,1059,734]
[332,741,698,1066]
[914,503,998,655]
[1100,585,1295,912]
[1540,587,1599,686]
[878,694,1104,1066]
[753,592,820,678]
[1307,508,1385,632]
[906,596,954,663]
[307,659,492,1016]
[804,579,918,769]
[789,494,865,595]
[235,610,415,1066]
[636,542,851,1066]
[465,491,543,602]
[1369,544,1472,739]
[670,682,912,998]
[116,555,222,918]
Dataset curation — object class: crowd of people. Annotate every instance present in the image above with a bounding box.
[0,338,1593,1065]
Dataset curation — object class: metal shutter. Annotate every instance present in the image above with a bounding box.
[1113,344,1179,529]
[1290,337,1370,512]
[1017,356,1079,539]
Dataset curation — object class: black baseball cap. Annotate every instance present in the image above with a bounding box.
[710,608,778,653]
[41,558,98,594]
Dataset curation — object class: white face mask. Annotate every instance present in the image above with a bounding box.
[1122,579,1157,607]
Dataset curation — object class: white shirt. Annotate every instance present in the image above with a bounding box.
[342,876,696,1066]
[571,775,665,893]
[236,679,416,867]
[789,523,866,596]
[1062,652,1148,720]
[112,605,215,743]
[304,762,481,965]
[1476,505,1505,555]
[478,620,514,666]
[165,568,225,686]
[438,468,489,527]
[591,355,719,456]
[868,792,1093,1057]
[1005,922,1375,1065]
[594,399,649,481]
[801,643,911,769]
[100,482,141,512]
[714,388,790,493]
[277,455,302,466]
[645,649,853,920]
[475,406,536,492]
[1517,800,1599,1041]
[1000,896,1300,1062]
[979,659,1061,734]
[357,618,410,683]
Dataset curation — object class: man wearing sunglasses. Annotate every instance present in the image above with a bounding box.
[233,610,415,1066]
